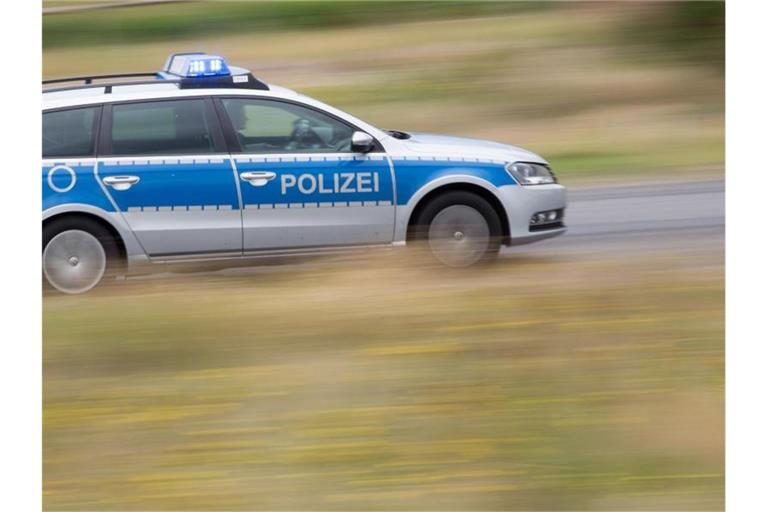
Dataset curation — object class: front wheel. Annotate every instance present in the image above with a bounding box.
[43,218,121,294]
[413,191,502,267]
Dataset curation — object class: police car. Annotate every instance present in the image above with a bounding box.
[43,53,566,293]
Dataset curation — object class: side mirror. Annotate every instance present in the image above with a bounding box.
[351,131,375,153]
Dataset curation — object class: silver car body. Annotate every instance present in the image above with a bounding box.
[43,76,567,271]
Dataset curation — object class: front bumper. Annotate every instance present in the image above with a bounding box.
[497,183,567,246]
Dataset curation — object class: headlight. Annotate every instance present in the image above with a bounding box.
[506,162,557,185]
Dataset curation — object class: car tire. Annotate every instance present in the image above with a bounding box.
[42,217,121,294]
[413,190,502,267]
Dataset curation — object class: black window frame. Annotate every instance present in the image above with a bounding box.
[212,96,384,154]
[99,96,228,157]
[42,104,103,159]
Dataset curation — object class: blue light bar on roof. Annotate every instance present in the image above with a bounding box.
[164,53,231,78]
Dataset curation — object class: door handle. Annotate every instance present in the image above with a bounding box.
[103,175,140,191]
[240,171,276,187]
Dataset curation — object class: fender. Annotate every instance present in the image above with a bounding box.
[394,174,507,243]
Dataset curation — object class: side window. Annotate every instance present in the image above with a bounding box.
[110,99,216,156]
[43,107,98,158]
[221,98,355,154]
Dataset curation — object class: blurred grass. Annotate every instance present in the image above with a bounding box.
[44,248,724,510]
[42,1,724,183]
[43,1,547,48]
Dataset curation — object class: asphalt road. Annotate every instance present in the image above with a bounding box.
[508,179,724,256]
[135,178,724,280]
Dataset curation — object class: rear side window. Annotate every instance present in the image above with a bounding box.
[43,107,99,158]
[110,99,216,156]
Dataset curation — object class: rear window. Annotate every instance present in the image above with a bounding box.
[43,107,99,158]
[110,99,216,156]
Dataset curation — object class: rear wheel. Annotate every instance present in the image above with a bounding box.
[43,217,121,294]
[413,190,502,267]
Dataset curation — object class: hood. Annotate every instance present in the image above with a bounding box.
[400,132,547,164]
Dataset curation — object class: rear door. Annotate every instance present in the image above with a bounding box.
[98,97,242,257]
[216,96,395,252]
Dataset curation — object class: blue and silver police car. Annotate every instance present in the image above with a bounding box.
[43,53,566,293]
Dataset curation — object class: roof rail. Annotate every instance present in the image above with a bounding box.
[43,72,160,85]
[43,72,269,94]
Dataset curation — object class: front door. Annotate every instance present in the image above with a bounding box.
[98,97,242,257]
[217,97,394,251]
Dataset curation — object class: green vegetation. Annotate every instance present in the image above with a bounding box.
[43,1,546,49]
[44,250,724,510]
[619,1,725,71]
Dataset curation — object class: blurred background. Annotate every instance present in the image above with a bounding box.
[43,1,724,510]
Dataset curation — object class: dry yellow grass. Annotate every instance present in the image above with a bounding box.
[44,246,724,510]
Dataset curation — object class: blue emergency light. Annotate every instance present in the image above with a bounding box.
[162,53,231,78]
[156,53,269,90]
